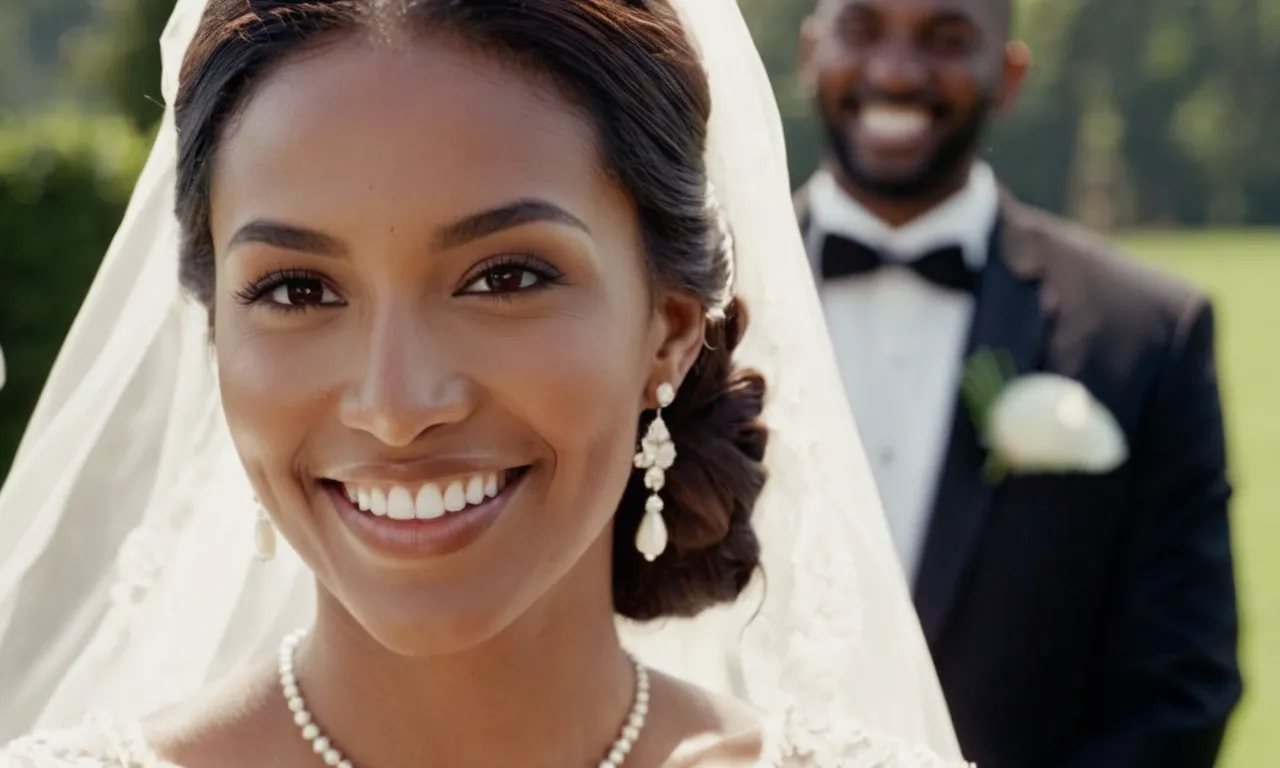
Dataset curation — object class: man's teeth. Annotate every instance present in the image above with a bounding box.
[859,105,930,141]
[344,472,504,520]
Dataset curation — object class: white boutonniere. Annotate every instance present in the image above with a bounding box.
[962,347,1128,483]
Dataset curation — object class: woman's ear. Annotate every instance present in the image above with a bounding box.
[645,292,705,406]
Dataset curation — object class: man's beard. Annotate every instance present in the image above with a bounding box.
[824,95,993,201]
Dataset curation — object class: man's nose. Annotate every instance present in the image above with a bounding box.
[862,40,930,95]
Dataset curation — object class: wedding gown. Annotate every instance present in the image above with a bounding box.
[0,709,971,767]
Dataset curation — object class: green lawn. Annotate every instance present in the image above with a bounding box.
[1121,230,1280,767]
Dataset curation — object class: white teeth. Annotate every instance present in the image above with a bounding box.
[443,481,467,513]
[369,488,388,517]
[464,475,485,505]
[386,486,416,520]
[342,471,512,520]
[860,105,930,141]
[415,484,445,520]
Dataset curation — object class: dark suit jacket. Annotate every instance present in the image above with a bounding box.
[797,180,1242,768]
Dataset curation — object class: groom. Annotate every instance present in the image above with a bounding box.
[794,0,1241,765]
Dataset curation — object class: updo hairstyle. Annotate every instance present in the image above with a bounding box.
[174,0,768,621]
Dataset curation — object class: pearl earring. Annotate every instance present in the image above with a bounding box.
[253,497,276,562]
[633,382,676,562]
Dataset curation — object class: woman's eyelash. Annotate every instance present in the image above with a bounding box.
[233,268,336,309]
[459,253,566,296]
[232,255,562,309]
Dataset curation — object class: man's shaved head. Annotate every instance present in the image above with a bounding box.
[801,0,1027,209]
[814,0,1014,42]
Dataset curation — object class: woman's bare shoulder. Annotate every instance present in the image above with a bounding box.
[138,658,288,768]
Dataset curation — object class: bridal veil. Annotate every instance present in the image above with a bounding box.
[0,0,961,757]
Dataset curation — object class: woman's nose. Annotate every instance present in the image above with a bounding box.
[339,305,475,447]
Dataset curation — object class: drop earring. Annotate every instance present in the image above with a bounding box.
[253,497,276,562]
[633,381,676,562]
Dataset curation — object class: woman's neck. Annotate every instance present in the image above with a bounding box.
[293,578,633,768]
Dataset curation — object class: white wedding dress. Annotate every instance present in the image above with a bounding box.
[0,0,970,765]
[0,709,970,767]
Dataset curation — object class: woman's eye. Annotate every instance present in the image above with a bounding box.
[461,262,556,295]
[475,266,540,293]
[268,277,342,307]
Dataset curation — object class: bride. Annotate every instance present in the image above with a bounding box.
[0,0,969,765]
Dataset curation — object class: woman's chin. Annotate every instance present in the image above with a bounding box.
[335,587,530,659]
[316,543,549,659]
[305,464,608,658]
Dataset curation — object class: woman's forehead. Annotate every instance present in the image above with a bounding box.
[210,38,610,236]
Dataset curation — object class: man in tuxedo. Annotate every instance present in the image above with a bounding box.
[794,0,1242,765]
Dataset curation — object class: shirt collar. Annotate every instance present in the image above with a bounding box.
[808,160,1000,271]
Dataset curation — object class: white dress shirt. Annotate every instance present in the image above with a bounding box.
[807,162,999,581]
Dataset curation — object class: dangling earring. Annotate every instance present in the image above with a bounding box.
[253,497,276,562]
[633,381,676,562]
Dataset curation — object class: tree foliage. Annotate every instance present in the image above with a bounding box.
[737,0,1280,226]
[68,0,173,130]
[0,111,148,477]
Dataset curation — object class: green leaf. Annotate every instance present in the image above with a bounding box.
[963,347,1021,486]
[983,453,1008,485]
[962,347,1010,437]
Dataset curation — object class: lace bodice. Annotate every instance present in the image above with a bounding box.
[0,712,971,767]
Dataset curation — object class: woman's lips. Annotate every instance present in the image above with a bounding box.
[342,471,507,520]
[323,467,528,559]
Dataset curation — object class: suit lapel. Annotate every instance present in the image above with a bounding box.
[793,176,821,278]
[794,178,814,237]
[912,192,1056,646]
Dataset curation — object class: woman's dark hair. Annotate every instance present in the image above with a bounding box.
[174,0,768,621]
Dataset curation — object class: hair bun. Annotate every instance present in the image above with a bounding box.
[613,297,767,621]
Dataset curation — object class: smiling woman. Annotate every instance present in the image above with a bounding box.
[0,0,971,766]
[180,2,766,660]
[162,0,771,762]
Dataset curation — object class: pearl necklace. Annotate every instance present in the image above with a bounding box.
[278,629,651,768]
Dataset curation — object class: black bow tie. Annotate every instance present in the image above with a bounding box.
[820,234,978,293]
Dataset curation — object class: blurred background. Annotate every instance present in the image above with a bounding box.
[0,0,1275,763]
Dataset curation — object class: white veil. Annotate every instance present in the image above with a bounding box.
[0,0,961,758]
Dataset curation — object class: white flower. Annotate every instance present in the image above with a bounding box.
[986,373,1128,474]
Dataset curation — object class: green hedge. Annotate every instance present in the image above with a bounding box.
[0,110,148,480]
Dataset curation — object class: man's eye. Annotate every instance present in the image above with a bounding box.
[928,26,978,57]
[837,16,879,45]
